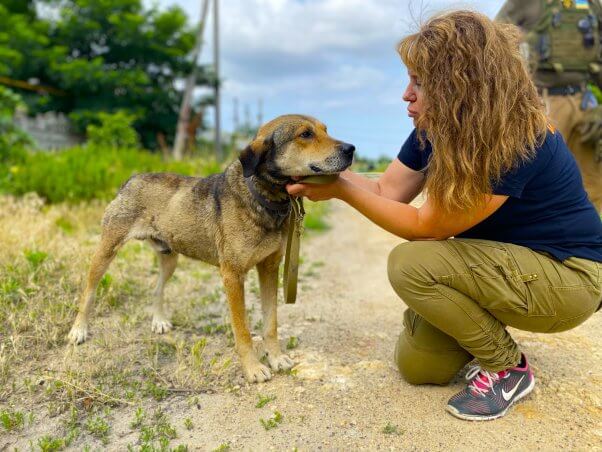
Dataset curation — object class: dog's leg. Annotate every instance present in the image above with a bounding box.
[257,255,294,372]
[220,264,272,383]
[150,251,178,334]
[68,233,123,344]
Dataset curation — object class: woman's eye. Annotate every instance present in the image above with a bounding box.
[300,130,313,139]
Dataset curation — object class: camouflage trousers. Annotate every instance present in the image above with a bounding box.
[544,92,602,212]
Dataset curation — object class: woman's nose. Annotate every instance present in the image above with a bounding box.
[402,85,415,102]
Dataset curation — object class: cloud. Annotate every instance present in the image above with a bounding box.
[152,0,505,157]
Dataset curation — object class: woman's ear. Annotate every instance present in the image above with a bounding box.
[238,134,274,177]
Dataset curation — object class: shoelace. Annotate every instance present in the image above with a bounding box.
[465,365,504,397]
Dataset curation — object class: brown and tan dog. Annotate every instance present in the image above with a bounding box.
[68,114,355,383]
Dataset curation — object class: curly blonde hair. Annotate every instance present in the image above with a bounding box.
[397,10,548,213]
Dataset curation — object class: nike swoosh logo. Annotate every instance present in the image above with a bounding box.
[502,376,525,401]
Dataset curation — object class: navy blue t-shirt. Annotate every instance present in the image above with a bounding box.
[398,128,602,262]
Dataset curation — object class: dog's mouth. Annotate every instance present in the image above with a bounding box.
[288,159,351,183]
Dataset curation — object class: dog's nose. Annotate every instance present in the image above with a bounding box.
[340,143,355,156]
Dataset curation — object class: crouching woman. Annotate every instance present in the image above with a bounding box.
[287,11,602,421]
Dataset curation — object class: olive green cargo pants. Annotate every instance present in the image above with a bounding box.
[387,239,602,385]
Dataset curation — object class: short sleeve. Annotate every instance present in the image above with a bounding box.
[397,129,428,171]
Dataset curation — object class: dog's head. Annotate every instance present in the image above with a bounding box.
[238,114,355,180]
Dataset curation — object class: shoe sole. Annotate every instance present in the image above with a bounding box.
[445,376,536,421]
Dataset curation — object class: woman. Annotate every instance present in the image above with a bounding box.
[287,11,602,421]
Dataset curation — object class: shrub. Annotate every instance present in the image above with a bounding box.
[86,111,140,149]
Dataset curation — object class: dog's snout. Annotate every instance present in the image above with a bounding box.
[339,143,355,156]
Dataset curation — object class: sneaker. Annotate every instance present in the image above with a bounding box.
[446,353,535,421]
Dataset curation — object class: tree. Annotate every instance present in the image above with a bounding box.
[0,0,216,150]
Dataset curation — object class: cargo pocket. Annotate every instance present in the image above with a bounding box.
[465,245,533,315]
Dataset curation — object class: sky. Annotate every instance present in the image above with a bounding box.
[152,0,506,159]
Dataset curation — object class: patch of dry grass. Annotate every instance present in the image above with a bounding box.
[0,194,327,449]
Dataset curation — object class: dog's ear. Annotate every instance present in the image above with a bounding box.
[238,134,274,177]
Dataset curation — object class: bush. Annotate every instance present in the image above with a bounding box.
[1,145,223,203]
[86,111,140,149]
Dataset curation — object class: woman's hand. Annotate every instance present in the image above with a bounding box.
[285,176,348,201]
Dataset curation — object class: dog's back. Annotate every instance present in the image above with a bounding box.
[102,172,224,264]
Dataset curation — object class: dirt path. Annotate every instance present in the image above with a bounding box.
[119,200,601,451]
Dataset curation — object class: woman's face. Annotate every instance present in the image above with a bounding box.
[403,72,424,126]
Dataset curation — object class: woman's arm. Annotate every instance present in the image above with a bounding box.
[341,159,426,203]
[286,178,509,240]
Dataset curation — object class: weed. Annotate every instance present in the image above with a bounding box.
[98,273,113,292]
[0,409,24,431]
[212,443,231,452]
[190,337,208,369]
[259,411,283,430]
[85,413,111,444]
[55,216,75,234]
[142,380,168,401]
[37,435,65,452]
[382,422,403,435]
[255,394,276,409]
[286,336,299,350]
[24,249,48,268]
[63,407,81,445]
[129,408,178,451]
[131,407,146,429]
[184,417,193,430]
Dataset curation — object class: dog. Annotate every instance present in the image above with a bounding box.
[67,114,355,383]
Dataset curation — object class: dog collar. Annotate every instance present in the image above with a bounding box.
[244,176,291,216]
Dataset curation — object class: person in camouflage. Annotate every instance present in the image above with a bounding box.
[496,0,602,211]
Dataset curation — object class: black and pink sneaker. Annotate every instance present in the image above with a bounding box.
[446,354,535,421]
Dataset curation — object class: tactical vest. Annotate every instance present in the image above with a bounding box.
[529,0,602,74]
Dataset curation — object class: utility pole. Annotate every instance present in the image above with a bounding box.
[173,0,210,161]
[257,98,263,128]
[213,0,222,160]
[233,97,239,132]
[244,103,251,132]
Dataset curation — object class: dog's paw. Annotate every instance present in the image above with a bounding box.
[151,316,172,334]
[267,354,294,372]
[68,324,88,345]
[243,361,272,383]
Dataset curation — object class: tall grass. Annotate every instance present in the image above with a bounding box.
[1,145,222,203]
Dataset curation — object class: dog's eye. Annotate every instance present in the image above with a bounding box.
[300,130,314,139]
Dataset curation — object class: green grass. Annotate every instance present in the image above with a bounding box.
[259,411,283,430]
[0,409,25,431]
[286,336,299,350]
[382,422,403,435]
[1,145,222,204]
[255,394,276,409]
[128,408,180,451]
[303,200,330,231]
[85,413,111,444]
[37,435,65,452]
